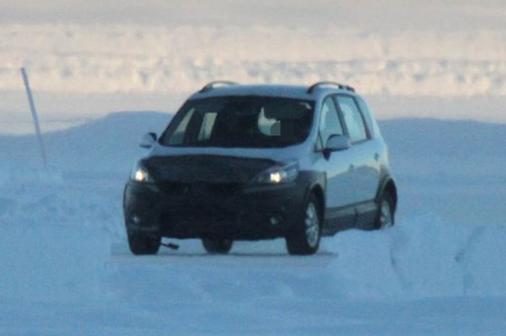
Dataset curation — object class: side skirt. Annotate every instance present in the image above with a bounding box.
[321,200,378,236]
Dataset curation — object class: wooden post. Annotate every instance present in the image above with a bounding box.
[20,67,47,168]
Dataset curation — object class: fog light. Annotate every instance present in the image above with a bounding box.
[270,216,280,226]
[132,215,141,224]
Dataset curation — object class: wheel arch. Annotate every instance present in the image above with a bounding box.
[376,177,398,213]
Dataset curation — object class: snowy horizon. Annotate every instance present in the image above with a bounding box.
[1,0,506,134]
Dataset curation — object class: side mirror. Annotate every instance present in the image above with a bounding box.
[140,132,157,149]
[325,134,351,152]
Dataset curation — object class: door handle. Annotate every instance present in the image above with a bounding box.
[349,164,355,171]
[374,153,380,161]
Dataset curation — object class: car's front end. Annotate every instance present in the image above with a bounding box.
[123,85,326,254]
[124,154,309,240]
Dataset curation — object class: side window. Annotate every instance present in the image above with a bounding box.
[169,108,195,145]
[356,97,378,138]
[336,96,368,143]
[318,97,344,148]
[197,112,217,141]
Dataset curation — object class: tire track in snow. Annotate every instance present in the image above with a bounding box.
[454,226,487,296]
[387,227,412,292]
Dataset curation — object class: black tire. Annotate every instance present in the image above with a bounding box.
[127,231,161,255]
[286,194,322,255]
[375,192,395,229]
[202,238,233,254]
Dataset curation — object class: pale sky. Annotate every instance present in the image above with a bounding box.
[0,0,505,32]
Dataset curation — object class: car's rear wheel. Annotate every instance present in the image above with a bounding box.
[286,194,321,255]
[202,238,233,254]
[127,231,161,255]
[375,192,395,229]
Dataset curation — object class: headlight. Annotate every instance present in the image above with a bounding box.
[253,161,299,185]
[130,161,151,183]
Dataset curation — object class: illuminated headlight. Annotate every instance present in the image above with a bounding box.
[253,161,299,185]
[130,161,151,183]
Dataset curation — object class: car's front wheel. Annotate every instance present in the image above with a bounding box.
[286,194,321,255]
[202,238,233,254]
[127,231,161,255]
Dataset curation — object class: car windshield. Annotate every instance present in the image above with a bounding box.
[160,96,314,148]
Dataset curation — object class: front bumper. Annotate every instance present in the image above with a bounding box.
[123,180,305,240]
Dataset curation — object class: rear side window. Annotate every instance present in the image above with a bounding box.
[336,96,368,143]
[356,96,378,138]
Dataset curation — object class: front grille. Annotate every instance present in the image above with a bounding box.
[157,182,242,197]
[160,206,239,226]
[204,183,242,194]
[157,182,188,195]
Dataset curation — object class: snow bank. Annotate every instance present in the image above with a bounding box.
[0,176,113,303]
[1,24,505,96]
[0,224,109,302]
[107,215,506,305]
[323,215,506,299]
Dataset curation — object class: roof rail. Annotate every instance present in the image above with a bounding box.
[199,81,238,93]
[307,81,355,94]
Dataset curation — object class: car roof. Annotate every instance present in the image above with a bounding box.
[188,84,357,101]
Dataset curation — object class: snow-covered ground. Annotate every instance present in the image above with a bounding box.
[1,0,506,334]
[1,113,506,334]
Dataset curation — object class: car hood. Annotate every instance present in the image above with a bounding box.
[144,144,308,183]
[149,144,303,162]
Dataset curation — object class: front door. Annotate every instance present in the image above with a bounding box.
[335,95,381,228]
[315,97,356,232]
